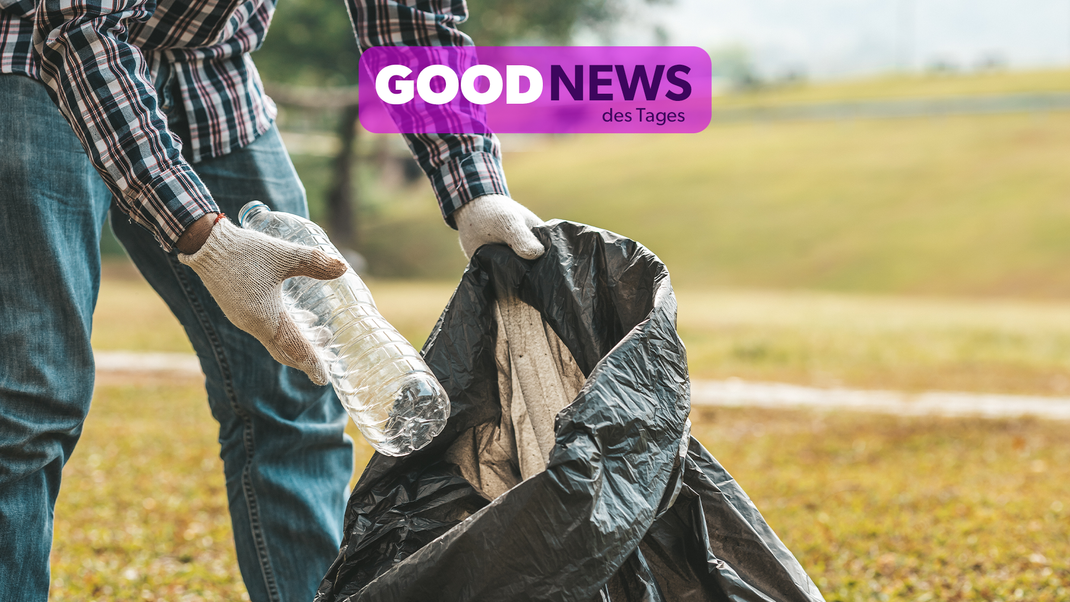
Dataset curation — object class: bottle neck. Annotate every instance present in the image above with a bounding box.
[238,201,270,227]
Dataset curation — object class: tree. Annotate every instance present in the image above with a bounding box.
[462,0,623,45]
[256,0,663,83]
[255,0,361,87]
[254,0,664,260]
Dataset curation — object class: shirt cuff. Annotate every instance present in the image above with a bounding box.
[130,165,219,252]
[430,151,511,228]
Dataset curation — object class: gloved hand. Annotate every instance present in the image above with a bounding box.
[178,217,347,385]
[454,194,545,260]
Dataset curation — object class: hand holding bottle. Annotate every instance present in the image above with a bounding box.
[177,216,346,385]
[237,202,450,456]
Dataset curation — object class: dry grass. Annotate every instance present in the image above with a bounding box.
[349,104,1070,300]
[691,406,1070,601]
[77,271,1070,598]
[709,68,1070,109]
[92,269,1070,397]
[675,288,1070,395]
[503,110,1070,297]
[52,378,245,600]
[53,374,376,600]
[54,375,1070,600]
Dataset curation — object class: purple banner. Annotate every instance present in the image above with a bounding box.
[358,46,712,134]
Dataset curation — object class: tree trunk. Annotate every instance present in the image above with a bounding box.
[326,104,360,250]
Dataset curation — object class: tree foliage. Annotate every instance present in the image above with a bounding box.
[460,0,624,45]
[255,0,659,86]
[252,0,664,251]
[256,0,362,87]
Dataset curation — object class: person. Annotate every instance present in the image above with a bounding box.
[0,0,544,599]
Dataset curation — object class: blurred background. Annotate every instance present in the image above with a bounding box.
[128,0,1070,295]
[78,1,1070,599]
[98,0,1070,300]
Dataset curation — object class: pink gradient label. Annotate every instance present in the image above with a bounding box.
[358,46,712,134]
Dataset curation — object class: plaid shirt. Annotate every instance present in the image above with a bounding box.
[0,0,508,250]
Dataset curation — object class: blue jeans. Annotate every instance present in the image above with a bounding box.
[0,72,353,602]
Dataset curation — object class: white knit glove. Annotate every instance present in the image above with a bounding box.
[454,195,545,260]
[178,218,347,385]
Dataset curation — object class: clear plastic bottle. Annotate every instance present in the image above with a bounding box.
[238,201,449,456]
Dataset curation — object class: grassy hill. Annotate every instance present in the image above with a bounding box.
[709,68,1070,109]
[347,68,1070,298]
[505,110,1070,296]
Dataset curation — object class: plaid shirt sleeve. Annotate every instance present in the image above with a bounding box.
[347,0,510,227]
[32,0,220,250]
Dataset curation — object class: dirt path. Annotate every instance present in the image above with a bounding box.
[691,379,1070,421]
[95,351,1070,421]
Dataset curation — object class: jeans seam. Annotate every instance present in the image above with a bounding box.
[166,252,282,602]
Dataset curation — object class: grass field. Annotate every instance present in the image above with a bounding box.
[52,378,247,600]
[334,69,1070,299]
[94,271,1070,397]
[59,371,1069,600]
[688,406,1070,602]
[505,109,1070,297]
[708,68,1070,109]
[70,67,1070,599]
[80,271,1070,598]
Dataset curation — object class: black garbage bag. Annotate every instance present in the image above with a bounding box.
[316,221,824,602]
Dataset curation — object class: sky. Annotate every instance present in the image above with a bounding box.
[601,0,1070,79]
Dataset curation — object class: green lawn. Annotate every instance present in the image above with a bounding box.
[675,288,1070,395]
[79,271,1070,597]
[94,270,1070,397]
[56,375,1069,600]
[52,379,246,600]
[71,66,1070,599]
[503,110,1070,297]
[709,68,1070,110]
[90,267,457,357]
[338,73,1070,298]
[688,406,1070,602]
